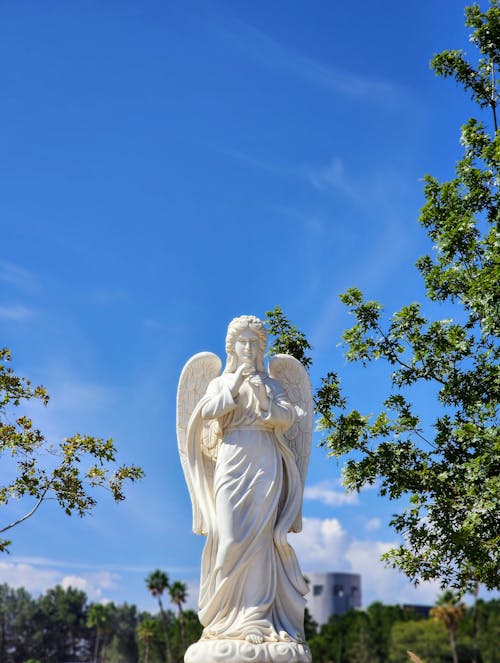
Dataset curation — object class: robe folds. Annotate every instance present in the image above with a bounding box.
[185,372,308,642]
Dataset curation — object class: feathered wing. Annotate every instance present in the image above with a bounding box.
[176,352,222,533]
[269,354,313,532]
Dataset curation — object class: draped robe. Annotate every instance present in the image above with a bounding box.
[185,371,308,642]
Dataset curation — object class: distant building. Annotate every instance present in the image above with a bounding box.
[306,572,362,626]
[402,604,433,618]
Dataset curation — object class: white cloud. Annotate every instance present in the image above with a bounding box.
[185,579,200,612]
[291,517,351,569]
[345,539,442,606]
[61,571,119,599]
[304,480,359,507]
[291,517,441,607]
[365,517,382,532]
[0,561,120,601]
[0,561,60,594]
[61,575,90,592]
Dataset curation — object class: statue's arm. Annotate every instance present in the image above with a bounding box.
[261,379,296,432]
[200,377,237,420]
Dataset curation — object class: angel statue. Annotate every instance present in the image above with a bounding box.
[177,315,313,663]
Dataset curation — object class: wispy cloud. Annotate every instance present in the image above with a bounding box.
[308,206,417,354]
[223,150,353,195]
[304,480,359,507]
[143,319,187,334]
[218,20,404,103]
[221,148,294,178]
[19,367,122,446]
[305,158,356,198]
[0,261,40,293]
[0,305,36,321]
[13,555,198,576]
[295,150,425,358]
[92,289,129,305]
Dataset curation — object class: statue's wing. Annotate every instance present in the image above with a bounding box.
[176,352,222,499]
[269,354,313,531]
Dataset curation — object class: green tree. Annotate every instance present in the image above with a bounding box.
[105,602,140,663]
[38,585,88,661]
[0,347,144,553]
[304,607,318,641]
[265,306,312,369]
[389,619,452,663]
[178,609,203,659]
[305,602,423,663]
[168,580,188,654]
[474,598,500,663]
[267,0,500,594]
[146,569,173,663]
[308,609,374,663]
[346,626,379,663]
[0,584,40,662]
[365,602,413,662]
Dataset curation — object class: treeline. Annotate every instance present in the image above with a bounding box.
[2,582,500,663]
[307,599,500,663]
[0,583,202,663]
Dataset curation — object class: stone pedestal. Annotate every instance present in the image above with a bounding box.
[184,639,312,663]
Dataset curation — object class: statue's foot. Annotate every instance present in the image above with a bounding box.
[244,629,265,644]
[279,630,292,642]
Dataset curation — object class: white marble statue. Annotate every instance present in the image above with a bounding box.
[177,315,312,663]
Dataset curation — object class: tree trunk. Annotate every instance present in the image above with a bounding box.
[158,598,172,663]
[449,627,459,663]
[94,628,101,663]
[178,604,186,653]
[0,614,5,663]
[471,581,479,663]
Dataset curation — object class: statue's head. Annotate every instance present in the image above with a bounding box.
[224,315,267,373]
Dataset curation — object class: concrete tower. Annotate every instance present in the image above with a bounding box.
[306,572,362,626]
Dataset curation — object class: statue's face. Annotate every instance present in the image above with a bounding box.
[234,328,260,368]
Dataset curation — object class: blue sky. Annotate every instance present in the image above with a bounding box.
[1,0,497,613]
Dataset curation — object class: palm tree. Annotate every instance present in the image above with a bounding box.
[86,603,112,663]
[146,569,172,663]
[430,590,465,663]
[169,581,188,652]
[137,619,157,663]
[470,579,480,663]
[407,653,424,663]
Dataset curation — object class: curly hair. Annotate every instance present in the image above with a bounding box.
[223,315,267,373]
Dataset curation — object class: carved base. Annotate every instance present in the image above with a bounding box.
[184,639,312,663]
